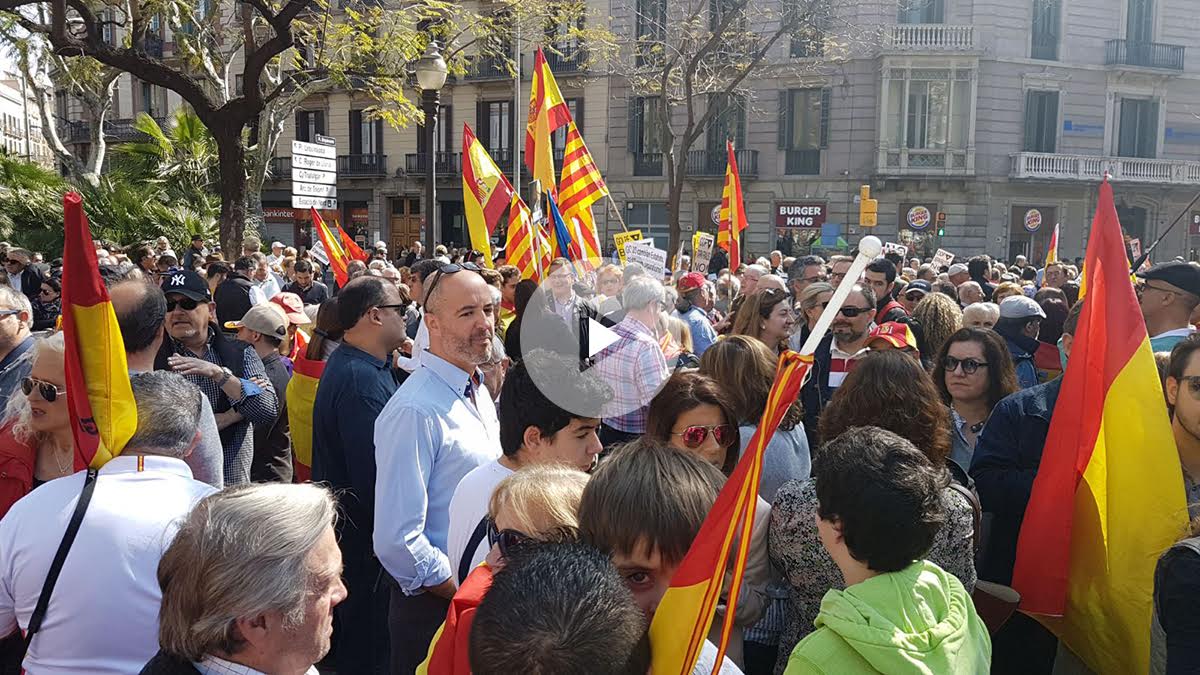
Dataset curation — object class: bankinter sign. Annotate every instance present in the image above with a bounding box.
[775,202,826,229]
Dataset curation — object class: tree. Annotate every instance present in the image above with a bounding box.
[612,0,851,255]
[0,0,606,253]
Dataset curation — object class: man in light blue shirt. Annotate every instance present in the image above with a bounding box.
[374,264,501,673]
[672,272,719,356]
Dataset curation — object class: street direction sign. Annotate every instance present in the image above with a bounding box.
[292,195,338,209]
[292,154,337,173]
[292,140,336,159]
[293,181,338,198]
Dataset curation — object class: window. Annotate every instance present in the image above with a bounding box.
[350,110,383,156]
[635,0,666,66]
[626,202,670,244]
[885,68,971,151]
[235,74,244,97]
[552,99,582,154]
[1031,0,1061,60]
[706,93,746,153]
[1117,97,1159,158]
[628,97,664,175]
[1127,0,1153,44]
[478,100,513,162]
[779,89,830,175]
[139,82,164,116]
[1023,91,1058,153]
[416,105,454,155]
[295,110,326,143]
[898,0,944,24]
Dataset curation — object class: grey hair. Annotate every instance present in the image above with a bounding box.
[799,282,836,313]
[125,371,203,458]
[0,284,32,327]
[743,264,767,278]
[156,483,338,660]
[6,332,64,446]
[368,259,388,272]
[622,275,665,312]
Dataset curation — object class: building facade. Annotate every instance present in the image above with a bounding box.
[0,76,53,169]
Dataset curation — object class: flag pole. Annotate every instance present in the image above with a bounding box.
[605,193,630,232]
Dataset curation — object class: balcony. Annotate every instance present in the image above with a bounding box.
[1104,39,1185,71]
[464,55,511,81]
[405,152,463,175]
[633,152,663,176]
[269,156,291,181]
[785,149,821,175]
[1010,152,1200,184]
[545,48,585,75]
[878,147,973,176]
[104,117,166,142]
[686,148,758,178]
[337,154,387,176]
[61,120,90,144]
[517,148,565,172]
[142,34,164,58]
[884,24,975,52]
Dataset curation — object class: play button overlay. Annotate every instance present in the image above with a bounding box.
[586,318,620,360]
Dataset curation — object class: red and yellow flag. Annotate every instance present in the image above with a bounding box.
[464,123,515,269]
[417,564,495,675]
[1011,179,1188,673]
[717,141,747,274]
[558,120,607,259]
[337,222,371,262]
[311,208,350,287]
[61,192,138,470]
[286,354,325,483]
[650,351,811,674]
[505,194,542,282]
[1045,223,1060,266]
[524,47,572,193]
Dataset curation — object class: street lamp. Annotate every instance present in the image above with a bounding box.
[415,40,449,254]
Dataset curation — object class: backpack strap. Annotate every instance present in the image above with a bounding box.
[458,516,491,585]
[23,468,99,655]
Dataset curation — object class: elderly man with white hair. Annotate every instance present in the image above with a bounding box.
[958,281,984,307]
[740,264,768,296]
[962,302,1000,329]
[0,371,216,673]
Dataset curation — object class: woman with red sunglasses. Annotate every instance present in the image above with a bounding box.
[645,371,769,670]
[0,333,73,520]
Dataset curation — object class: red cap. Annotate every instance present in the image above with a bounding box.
[269,292,311,325]
[677,272,706,293]
[868,322,918,351]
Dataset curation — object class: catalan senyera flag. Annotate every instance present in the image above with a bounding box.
[525,47,572,193]
[558,121,608,258]
[505,194,541,282]
[61,192,138,470]
[1011,179,1188,674]
[336,222,370,262]
[464,123,515,269]
[650,351,811,674]
[285,354,324,483]
[311,208,350,287]
[717,141,747,274]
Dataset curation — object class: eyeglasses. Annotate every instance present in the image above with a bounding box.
[165,297,201,312]
[423,262,482,305]
[486,518,529,558]
[800,275,826,284]
[1138,283,1180,298]
[4,259,20,266]
[22,377,66,402]
[904,292,927,301]
[0,309,20,318]
[943,355,989,375]
[1178,375,1200,399]
[39,288,55,296]
[836,306,872,318]
[373,303,406,313]
[671,424,735,449]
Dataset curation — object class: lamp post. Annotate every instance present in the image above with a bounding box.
[415,40,448,254]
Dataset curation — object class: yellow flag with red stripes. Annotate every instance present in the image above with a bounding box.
[649,351,812,673]
[505,194,542,282]
[61,192,137,469]
[558,120,607,258]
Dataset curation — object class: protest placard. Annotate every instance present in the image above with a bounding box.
[882,242,908,259]
[624,239,668,275]
[692,233,715,274]
[932,248,955,269]
[614,230,644,265]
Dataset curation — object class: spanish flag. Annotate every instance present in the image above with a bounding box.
[1011,179,1188,673]
[524,47,572,193]
[717,141,747,274]
[557,121,607,259]
[337,221,371,262]
[464,123,515,268]
[285,354,324,483]
[650,351,811,673]
[61,192,138,469]
[505,194,541,282]
[312,208,350,287]
[1045,222,1059,266]
[417,564,495,675]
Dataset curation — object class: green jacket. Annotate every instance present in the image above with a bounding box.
[784,560,991,674]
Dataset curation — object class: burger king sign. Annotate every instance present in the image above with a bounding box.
[907,205,931,230]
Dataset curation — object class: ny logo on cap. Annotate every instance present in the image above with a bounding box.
[169,274,186,286]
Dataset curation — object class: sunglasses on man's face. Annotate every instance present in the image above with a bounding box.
[4,259,20,266]
[486,518,530,559]
[22,377,66,403]
[166,297,201,312]
[836,306,872,318]
[671,424,735,450]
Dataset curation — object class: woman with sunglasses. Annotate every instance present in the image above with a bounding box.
[770,351,977,671]
[730,288,794,355]
[932,327,1019,477]
[0,334,72,519]
[789,282,833,352]
[644,371,770,670]
[32,278,61,332]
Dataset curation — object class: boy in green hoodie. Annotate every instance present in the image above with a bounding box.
[785,426,992,674]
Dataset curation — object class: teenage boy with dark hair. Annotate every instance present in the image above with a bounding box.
[447,349,609,582]
[784,426,990,673]
[579,441,743,675]
[468,541,651,675]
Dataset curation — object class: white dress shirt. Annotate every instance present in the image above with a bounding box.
[195,654,318,675]
[394,307,429,373]
[0,455,215,674]
[373,351,500,594]
[446,459,514,579]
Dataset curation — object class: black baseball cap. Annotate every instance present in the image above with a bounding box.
[160,269,211,301]
[1137,261,1200,297]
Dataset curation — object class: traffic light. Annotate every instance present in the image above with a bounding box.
[859,185,877,228]
[936,211,946,237]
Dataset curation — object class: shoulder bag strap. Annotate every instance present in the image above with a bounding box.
[23,468,99,655]
[458,516,491,585]
[947,480,983,557]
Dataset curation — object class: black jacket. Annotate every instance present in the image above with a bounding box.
[213,273,256,327]
[251,352,292,483]
[281,279,330,306]
[139,650,201,675]
[799,333,835,451]
[969,377,1062,585]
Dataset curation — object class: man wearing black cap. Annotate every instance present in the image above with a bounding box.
[181,234,208,271]
[156,270,277,486]
[899,279,931,314]
[1137,261,1200,353]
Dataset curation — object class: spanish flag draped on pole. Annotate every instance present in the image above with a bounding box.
[650,351,811,674]
[718,141,747,274]
[464,123,515,268]
[525,47,572,193]
[505,194,542,282]
[311,208,350,287]
[61,192,137,469]
[557,120,608,259]
[1011,179,1188,673]
[336,221,370,262]
[286,355,324,482]
[1045,223,1059,265]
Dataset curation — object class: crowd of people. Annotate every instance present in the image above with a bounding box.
[0,230,1196,675]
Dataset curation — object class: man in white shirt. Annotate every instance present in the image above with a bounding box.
[0,371,215,674]
[140,483,346,675]
[446,349,606,582]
